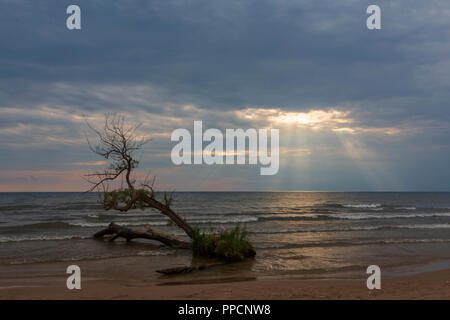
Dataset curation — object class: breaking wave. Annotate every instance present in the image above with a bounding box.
[0,235,89,243]
[250,223,450,234]
[68,221,167,227]
[330,212,450,220]
[343,203,381,208]
[137,250,176,256]
[188,216,258,224]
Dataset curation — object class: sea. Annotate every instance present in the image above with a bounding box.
[1,192,450,279]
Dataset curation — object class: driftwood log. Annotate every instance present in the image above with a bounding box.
[94,222,190,249]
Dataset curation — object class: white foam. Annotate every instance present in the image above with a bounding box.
[0,235,89,243]
[137,250,176,256]
[250,223,450,235]
[396,224,450,229]
[69,221,167,227]
[343,203,381,208]
[87,212,160,218]
[380,238,450,244]
[332,212,450,220]
[188,216,258,224]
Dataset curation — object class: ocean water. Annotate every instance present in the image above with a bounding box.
[1,192,450,278]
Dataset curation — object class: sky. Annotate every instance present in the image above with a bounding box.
[0,0,449,191]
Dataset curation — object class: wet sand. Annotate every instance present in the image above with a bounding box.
[0,257,449,299]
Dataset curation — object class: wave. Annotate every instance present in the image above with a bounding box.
[68,221,167,227]
[87,212,162,219]
[1,221,77,230]
[3,223,448,243]
[395,207,416,210]
[137,250,176,256]
[5,211,450,231]
[260,212,450,222]
[72,216,258,227]
[2,220,169,230]
[330,212,450,220]
[250,238,450,251]
[1,216,259,233]
[0,235,89,243]
[250,223,450,234]
[250,226,378,234]
[259,215,331,221]
[378,238,450,244]
[257,212,450,222]
[188,216,258,224]
[343,203,381,208]
[5,253,138,265]
[396,223,450,229]
[295,238,450,248]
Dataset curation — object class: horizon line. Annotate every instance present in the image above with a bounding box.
[0,190,449,193]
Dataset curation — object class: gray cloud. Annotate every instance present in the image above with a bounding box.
[0,0,449,190]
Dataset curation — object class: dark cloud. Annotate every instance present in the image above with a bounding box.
[0,0,449,190]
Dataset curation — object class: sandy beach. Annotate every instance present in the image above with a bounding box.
[0,256,449,300]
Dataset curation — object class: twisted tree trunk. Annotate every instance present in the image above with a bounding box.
[141,194,195,238]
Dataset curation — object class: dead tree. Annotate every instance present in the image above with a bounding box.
[84,113,194,248]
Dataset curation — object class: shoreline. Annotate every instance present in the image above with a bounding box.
[1,258,449,300]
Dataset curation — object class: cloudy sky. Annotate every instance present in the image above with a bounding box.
[0,0,449,191]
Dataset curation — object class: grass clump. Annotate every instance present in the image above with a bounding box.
[192,225,255,262]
